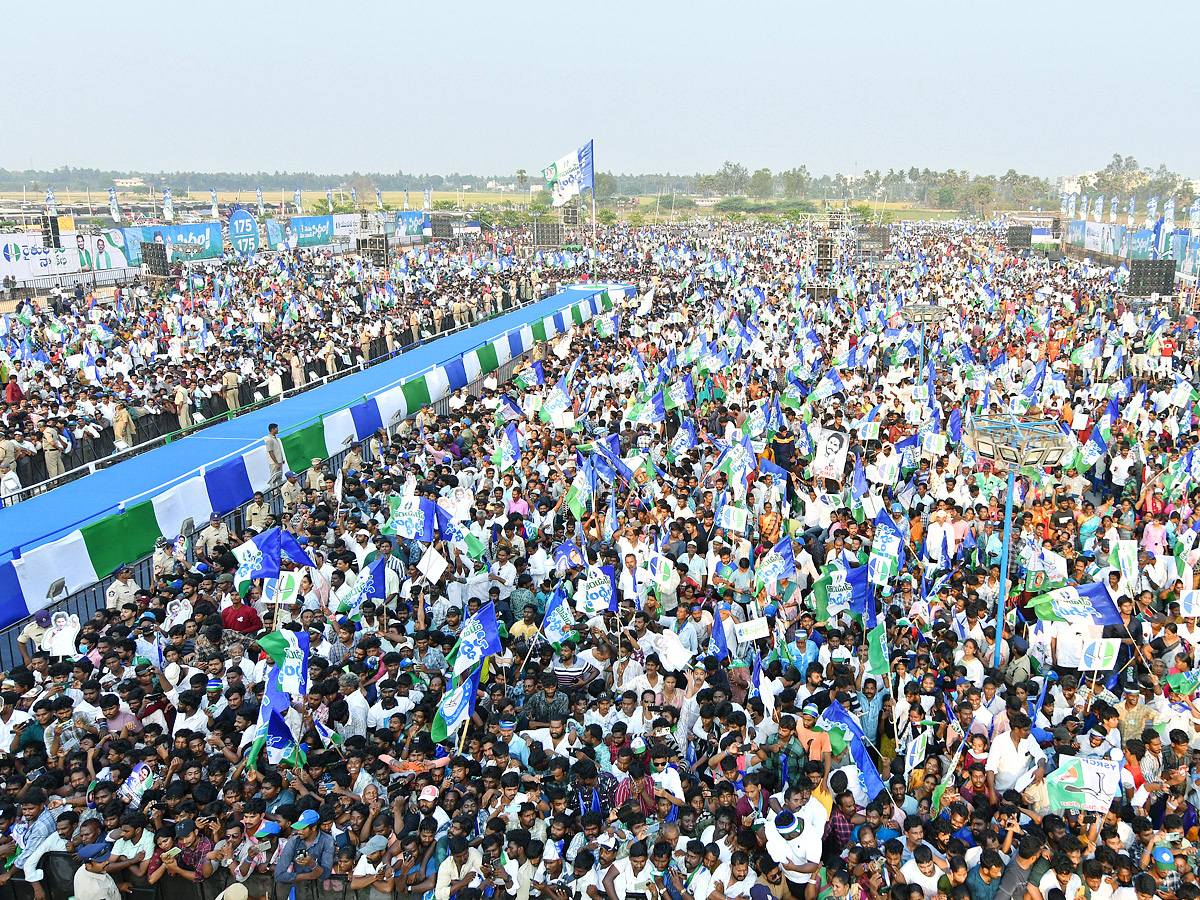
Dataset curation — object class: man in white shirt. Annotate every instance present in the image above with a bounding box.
[985,713,1046,794]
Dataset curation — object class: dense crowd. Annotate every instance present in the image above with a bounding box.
[0,243,551,492]
[6,221,1200,900]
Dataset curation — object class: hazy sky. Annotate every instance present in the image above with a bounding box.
[11,1,1199,179]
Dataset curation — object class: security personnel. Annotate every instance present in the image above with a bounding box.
[195,513,231,559]
[244,491,273,531]
[105,567,139,609]
[281,470,302,509]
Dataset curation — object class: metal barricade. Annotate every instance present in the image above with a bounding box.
[0,347,530,669]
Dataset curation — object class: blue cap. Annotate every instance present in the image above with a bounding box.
[294,809,320,829]
[892,503,903,513]
[77,842,112,862]
[255,821,282,838]
[285,471,298,478]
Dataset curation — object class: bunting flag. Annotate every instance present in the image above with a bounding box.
[668,419,698,461]
[813,700,866,756]
[579,565,618,615]
[247,668,304,769]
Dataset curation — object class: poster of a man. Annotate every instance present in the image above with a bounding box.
[812,430,849,480]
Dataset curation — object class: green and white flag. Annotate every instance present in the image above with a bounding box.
[431,664,483,742]
[865,620,889,677]
[867,531,902,587]
[1043,758,1121,813]
[564,462,595,520]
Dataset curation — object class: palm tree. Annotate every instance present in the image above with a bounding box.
[516,169,528,204]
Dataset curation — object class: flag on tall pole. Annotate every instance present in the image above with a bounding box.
[543,141,594,208]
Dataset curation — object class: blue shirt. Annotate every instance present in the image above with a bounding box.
[274,830,335,883]
[857,690,886,743]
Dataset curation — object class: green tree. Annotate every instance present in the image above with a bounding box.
[716,161,749,195]
[749,168,774,200]
[515,169,528,192]
[937,186,956,209]
[781,167,809,199]
[593,172,617,199]
[597,208,617,226]
[628,210,646,226]
[432,199,456,210]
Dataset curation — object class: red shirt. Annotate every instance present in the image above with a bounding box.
[221,602,262,633]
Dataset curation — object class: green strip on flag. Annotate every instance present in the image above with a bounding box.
[600,292,613,310]
[402,376,432,412]
[476,343,499,374]
[81,500,163,576]
[282,422,328,474]
[532,320,548,343]
[572,305,585,326]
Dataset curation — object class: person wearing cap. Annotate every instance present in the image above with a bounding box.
[105,566,139,610]
[196,512,231,559]
[16,610,51,667]
[349,834,396,894]
[275,809,334,898]
[75,840,121,900]
[281,470,302,509]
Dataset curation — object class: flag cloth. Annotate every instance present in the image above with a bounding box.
[849,734,889,801]
[664,375,694,410]
[904,731,930,777]
[814,700,866,756]
[668,419,698,461]
[280,530,316,568]
[579,565,618,615]
[1027,582,1123,625]
[1043,758,1121,813]
[1165,671,1200,696]
[491,422,522,471]
[564,459,596,520]
[541,584,576,647]
[336,556,387,620]
[755,537,797,593]
[515,361,545,389]
[434,505,487,559]
[866,620,889,677]
[449,603,503,677]
[233,528,282,596]
[430,663,483,742]
[539,377,572,423]
[255,629,311,696]
[383,496,438,541]
[313,719,344,751]
[247,668,304,769]
[714,434,758,493]
[867,530,902,587]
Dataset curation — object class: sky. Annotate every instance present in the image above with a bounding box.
[10,0,1200,180]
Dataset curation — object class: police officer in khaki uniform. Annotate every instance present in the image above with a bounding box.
[42,421,67,478]
[105,566,139,609]
[195,513,231,559]
[281,470,302,510]
[222,368,240,413]
[244,491,273,532]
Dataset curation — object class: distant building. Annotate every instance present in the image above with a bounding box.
[113,177,145,188]
[694,197,720,207]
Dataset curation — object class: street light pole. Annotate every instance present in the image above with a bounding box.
[898,304,949,403]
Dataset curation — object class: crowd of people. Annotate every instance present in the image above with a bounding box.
[4,220,1200,900]
[0,244,550,494]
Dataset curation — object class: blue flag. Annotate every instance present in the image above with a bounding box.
[452,603,503,677]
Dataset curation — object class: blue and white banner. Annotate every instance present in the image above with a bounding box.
[327,188,334,212]
[228,210,259,256]
[293,188,302,214]
[108,188,120,223]
[162,188,174,223]
[543,140,595,208]
[210,189,219,220]
[256,187,265,218]
[45,187,56,216]
[376,187,384,209]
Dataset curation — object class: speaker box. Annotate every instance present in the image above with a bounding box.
[40,215,60,249]
[534,222,565,247]
[563,206,579,226]
[1128,259,1175,296]
[139,241,169,277]
[430,216,453,239]
[816,237,834,274]
[1007,226,1032,250]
